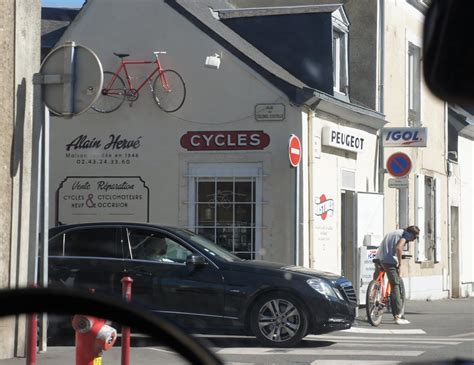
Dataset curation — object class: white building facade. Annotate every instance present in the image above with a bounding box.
[48,0,385,303]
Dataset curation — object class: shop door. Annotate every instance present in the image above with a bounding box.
[450,206,460,297]
[356,192,384,304]
[341,191,356,283]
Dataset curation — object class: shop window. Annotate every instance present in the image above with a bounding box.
[188,164,263,260]
[408,43,421,126]
[415,174,441,263]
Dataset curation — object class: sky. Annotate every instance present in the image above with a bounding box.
[42,0,85,7]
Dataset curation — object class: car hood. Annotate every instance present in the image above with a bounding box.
[228,259,342,281]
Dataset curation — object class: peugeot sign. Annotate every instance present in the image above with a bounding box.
[382,127,427,147]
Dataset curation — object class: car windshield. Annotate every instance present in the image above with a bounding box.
[171,228,243,262]
[1,0,473,364]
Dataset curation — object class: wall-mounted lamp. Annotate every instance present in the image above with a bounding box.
[204,53,221,69]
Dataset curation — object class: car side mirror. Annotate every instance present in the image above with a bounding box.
[423,0,474,104]
[186,254,207,267]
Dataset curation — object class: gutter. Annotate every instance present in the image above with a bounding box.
[303,89,387,130]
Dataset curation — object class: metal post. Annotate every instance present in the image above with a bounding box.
[39,105,49,352]
[121,277,133,365]
[295,165,300,266]
[31,74,48,352]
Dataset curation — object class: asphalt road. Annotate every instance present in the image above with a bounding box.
[0,298,472,365]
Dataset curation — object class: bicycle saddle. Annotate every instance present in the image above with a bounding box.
[113,52,130,58]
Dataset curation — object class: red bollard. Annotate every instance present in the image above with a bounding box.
[26,284,39,365]
[72,315,117,365]
[26,313,37,365]
[121,277,133,365]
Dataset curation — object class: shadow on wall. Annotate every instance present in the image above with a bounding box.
[10,78,26,178]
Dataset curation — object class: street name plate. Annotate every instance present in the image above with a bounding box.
[255,103,285,121]
[388,177,409,188]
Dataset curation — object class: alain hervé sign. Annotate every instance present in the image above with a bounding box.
[65,134,142,151]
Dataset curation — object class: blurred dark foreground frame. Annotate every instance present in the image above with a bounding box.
[0,287,223,365]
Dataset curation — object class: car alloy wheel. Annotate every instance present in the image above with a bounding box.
[250,293,308,347]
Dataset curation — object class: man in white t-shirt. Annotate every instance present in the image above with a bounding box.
[375,225,420,325]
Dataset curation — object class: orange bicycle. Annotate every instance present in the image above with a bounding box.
[365,259,406,326]
[92,51,186,113]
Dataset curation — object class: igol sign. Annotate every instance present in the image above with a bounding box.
[180,131,270,151]
[322,126,365,153]
[382,127,427,147]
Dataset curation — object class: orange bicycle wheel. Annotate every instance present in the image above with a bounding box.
[366,279,384,326]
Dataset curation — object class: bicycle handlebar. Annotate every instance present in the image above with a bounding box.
[153,51,167,55]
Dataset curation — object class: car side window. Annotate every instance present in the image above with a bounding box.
[49,234,65,256]
[127,229,193,263]
[58,228,121,258]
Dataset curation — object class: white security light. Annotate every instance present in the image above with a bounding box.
[204,53,221,69]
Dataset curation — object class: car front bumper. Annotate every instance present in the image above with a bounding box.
[306,295,356,334]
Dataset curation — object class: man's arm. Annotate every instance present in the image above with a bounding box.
[395,238,406,271]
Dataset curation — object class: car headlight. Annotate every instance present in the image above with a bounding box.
[306,278,340,299]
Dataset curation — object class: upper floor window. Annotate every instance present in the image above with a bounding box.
[332,7,350,97]
[408,43,421,126]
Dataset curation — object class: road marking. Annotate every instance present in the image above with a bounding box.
[308,335,471,342]
[450,332,474,338]
[307,336,464,345]
[342,327,426,334]
[147,347,178,355]
[328,342,440,349]
[215,348,424,357]
[311,361,401,365]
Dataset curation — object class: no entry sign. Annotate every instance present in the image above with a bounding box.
[288,134,301,167]
[386,152,412,177]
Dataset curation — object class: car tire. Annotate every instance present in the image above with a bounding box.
[250,292,308,348]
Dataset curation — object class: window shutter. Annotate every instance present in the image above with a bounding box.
[415,173,426,262]
[434,177,442,262]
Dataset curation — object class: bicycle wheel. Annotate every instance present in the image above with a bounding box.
[152,69,186,112]
[92,71,126,113]
[366,279,384,327]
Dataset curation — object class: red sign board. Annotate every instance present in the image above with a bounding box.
[289,134,301,167]
[386,152,412,177]
[180,131,270,151]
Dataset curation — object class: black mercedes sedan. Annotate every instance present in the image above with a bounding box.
[48,222,357,347]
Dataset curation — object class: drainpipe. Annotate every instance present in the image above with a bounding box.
[445,104,452,297]
[378,0,385,115]
[307,108,314,268]
[377,0,385,194]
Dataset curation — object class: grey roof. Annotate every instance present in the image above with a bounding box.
[167,0,385,129]
[167,0,312,105]
[449,105,474,139]
[41,7,80,49]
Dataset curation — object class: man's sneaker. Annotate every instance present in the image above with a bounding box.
[394,316,410,325]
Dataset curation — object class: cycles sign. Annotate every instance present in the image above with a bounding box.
[382,127,427,147]
[56,176,150,224]
[180,131,270,151]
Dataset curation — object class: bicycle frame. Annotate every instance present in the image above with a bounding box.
[105,56,170,93]
[375,270,391,303]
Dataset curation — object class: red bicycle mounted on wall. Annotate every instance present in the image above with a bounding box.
[92,51,186,113]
